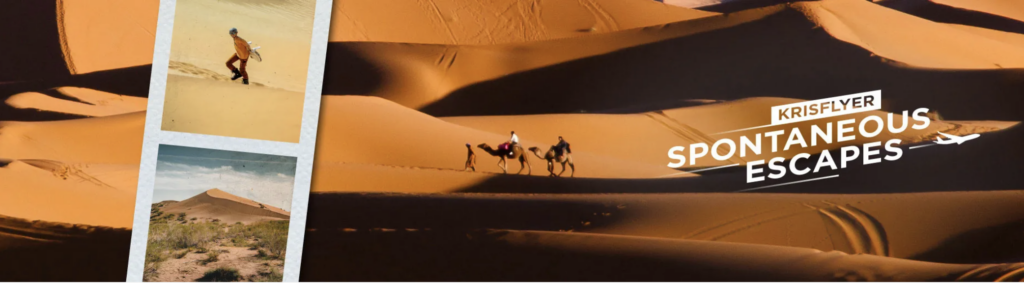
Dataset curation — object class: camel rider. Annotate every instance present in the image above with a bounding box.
[507,131,520,156]
[554,136,571,158]
[226,27,251,85]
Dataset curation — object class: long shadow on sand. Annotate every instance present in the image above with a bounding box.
[0,64,152,121]
[0,216,131,281]
[300,229,769,281]
[399,8,1024,120]
[881,0,1024,35]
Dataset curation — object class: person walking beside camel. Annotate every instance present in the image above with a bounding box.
[464,143,476,172]
[226,27,251,85]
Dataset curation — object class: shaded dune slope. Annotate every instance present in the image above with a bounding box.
[306,191,1024,264]
[0,214,131,281]
[881,0,1024,36]
[302,228,1024,281]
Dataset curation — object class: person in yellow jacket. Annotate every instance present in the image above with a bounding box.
[226,28,250,85]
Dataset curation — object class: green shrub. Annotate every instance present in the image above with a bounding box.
[246,221,289,259]
[254,269,283,282]
[197,267,240,282]
[201,250,221,265]
[145,246,168,264]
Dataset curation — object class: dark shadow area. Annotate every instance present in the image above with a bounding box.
[67,65,153,98]
[385,8,1024,120]
[0,216,131,281]
[300,229,994,281]
[306,193,621,231]
[881,0,1024,35]
[696,0,814,13]
[300,230,758,281]
[0,1,72,82]
[912,220,1024,264]
[0,64,152,121]
[321,43,383,96]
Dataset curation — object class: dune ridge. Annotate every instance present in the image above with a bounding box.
[159,189,290,224]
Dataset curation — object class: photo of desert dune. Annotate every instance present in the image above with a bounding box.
[144,145,294,282]
[301,0,1024,281]
[161,0,316,143]
[0,0,156,281]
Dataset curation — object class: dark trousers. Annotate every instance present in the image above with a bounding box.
[226,54,248,79]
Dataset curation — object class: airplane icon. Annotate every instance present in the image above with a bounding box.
[934,132,980,145]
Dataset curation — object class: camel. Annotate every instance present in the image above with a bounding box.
[477,143,531,175]
[529,146,575,177]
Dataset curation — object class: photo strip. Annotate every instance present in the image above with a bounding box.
[127,0,332,282]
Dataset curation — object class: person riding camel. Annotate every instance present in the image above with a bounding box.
[506,131,520,157]
[226,28,250,85]
[554,136,571,159]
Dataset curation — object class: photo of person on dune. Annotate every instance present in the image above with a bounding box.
[226,28,250,85]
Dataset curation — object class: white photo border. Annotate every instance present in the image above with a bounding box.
[125,0,332,281]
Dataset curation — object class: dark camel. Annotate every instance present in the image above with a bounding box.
[477,143,531,175]
[529,146,575,177]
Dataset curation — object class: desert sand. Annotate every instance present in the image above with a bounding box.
[0,1,156,280]
[157,189,290,225]
[160,0,315,143]
[329,0,717,44]
[4,0,1024,281]
[146,189,288,282]
[161,75,304,142]
[304,0,1024,280]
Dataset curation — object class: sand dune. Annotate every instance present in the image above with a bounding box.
[6,87,148,117]
[161,75,304,143]
[330,0,716,44]
[58,0,158,75]
[159,189,290,224]
[327,0,1024,119]
[934,0,1024,24]
[880,0,1024,36]
[314,95,684,180]
[797,0,1024,69]
[0,160,135,228]
[0,112,142,228]
[0,112,144,163]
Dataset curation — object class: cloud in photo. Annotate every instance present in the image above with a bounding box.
[153,145,296,211]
